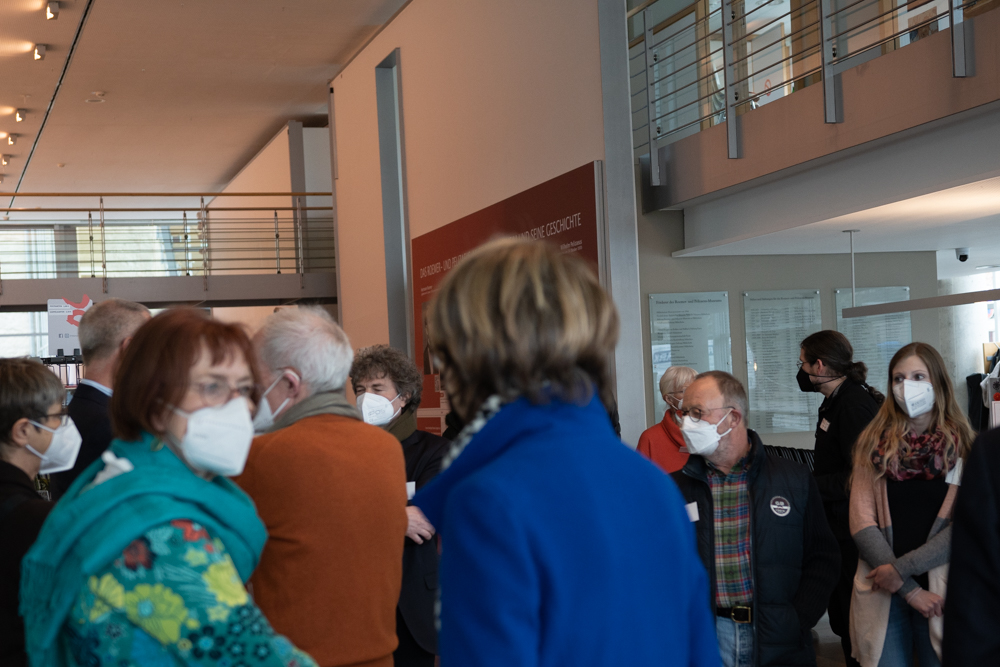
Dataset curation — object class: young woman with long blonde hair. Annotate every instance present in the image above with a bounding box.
[849,342,974,667]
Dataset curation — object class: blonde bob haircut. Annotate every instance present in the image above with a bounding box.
[425,237,619,422]
[853,342,974,479]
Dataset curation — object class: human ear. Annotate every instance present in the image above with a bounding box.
[8,418,35,448]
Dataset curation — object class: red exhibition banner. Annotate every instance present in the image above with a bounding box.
[411,162,604,434]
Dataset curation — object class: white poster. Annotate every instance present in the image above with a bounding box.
[47,295,93,357]
[648,292,732,418]
[836,287,912,395]
[744,290,823,433]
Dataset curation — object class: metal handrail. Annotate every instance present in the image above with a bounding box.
[647,25,724,64]
[6,192,332,197]
[651,86,723,123]
[735,64,824,106]
[648,44,724,88]
[830,10,948,61]
[728,43,821,88]
[650,63,726,105]
[730,19,821,67]
[826,1,927,41]
[730,0,818,47]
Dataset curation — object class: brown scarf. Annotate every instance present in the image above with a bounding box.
[385,407,418,443]
[872,428,951,481]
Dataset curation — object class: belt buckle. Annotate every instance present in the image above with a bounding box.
[731,606,752,624]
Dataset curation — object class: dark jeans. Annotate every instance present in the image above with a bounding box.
[828,522,862,667]
[394,608,435,667]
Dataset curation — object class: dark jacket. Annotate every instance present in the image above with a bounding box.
[51,382,113,498]
[943,427,1000,665]
[672,430,840,667]
[812,380,879,538]
[0,461,52,667]
[399,427,449,654]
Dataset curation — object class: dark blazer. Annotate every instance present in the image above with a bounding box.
[399,429,449,655]
[672,431,840,667]
[0,461,52,667]
[51,382,113,498]
[943,427,1000,665]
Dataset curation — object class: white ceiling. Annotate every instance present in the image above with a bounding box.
[0,0,408,212]
[679,175,1000,279]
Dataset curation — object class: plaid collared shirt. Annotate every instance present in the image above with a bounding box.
[707,456,753,607]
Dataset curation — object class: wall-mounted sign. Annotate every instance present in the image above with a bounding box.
[835,286,912,395]
[410,163,604,434]
[648,291,732,418]
[744,289,823,434]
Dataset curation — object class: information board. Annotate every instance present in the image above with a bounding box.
[410,163,603,434]
[47,295,93,357]
[744,290,823,433]
[836,287,912,395]
[648,292,732,418]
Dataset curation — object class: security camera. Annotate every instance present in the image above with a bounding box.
[956,248,970,262]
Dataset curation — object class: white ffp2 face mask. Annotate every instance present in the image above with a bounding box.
[252,369,299,433]
[892,380,935,419]
[27,418,83,475]
[357,392,400,426]
[679,409,733,457]
[173,398,255,477]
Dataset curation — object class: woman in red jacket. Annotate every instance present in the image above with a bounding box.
[637,366,696,473]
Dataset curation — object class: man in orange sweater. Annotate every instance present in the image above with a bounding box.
[235,307,408,667]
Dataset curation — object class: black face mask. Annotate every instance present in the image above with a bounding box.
[796,367,818,393]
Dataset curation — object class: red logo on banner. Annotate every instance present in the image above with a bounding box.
[64,294,92,327]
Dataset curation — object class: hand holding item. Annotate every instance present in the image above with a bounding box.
[406,505,436,544]
[906,588,944,618]
[866,563,904,593]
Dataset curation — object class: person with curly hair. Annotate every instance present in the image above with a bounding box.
[351,345,450,667]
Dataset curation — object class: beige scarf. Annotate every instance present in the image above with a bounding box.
[265,390,361,433]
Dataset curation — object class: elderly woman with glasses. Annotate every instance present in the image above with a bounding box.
[20,308,317,667]
[412,238,719,667]
[638,366,697,474]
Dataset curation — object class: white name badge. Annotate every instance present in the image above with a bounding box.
[820,418,831,432]
[685,502,699,522]
[406,481,416,500]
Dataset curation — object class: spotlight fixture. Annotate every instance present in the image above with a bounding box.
[0,175,4,184]
[7,135,15,146]
[46,1,59,19]
[34,44,46,60]
[0,156,8,166]
[15,109,25,122]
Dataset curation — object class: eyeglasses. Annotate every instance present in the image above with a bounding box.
[32,409,70,428]
[191,380,254,407]
[679,405,734,421]
[795,360,805,369]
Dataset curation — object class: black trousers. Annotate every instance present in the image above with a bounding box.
[394,608,435,667]
[829,534,862,667]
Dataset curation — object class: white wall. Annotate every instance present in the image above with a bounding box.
[331,0,607,349]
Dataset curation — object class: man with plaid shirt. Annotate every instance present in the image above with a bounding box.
[672,371,839,667]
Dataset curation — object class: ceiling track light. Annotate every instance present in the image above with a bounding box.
[7,135,16,146]
[15,109,26,122]
[0,156,8,166]
[34,44,46,60]
[46,1,59,19]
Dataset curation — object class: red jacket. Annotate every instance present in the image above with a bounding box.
[637,410,689,474]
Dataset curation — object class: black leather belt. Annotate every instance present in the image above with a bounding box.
[716,605,752,624]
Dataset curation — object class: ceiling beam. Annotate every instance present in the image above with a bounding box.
[842,288,1000,318]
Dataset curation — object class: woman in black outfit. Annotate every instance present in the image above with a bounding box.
[798,330,881,667]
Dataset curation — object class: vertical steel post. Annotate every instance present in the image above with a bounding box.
[296,196,305,288]
[274,210,282,274]
[721,0,740,158]
[820,0,842,123]
[87,212,95,278]
[99,197,107,293]
[182,211,191,276]
[643,8,662,185]
[950,0,968,77]
[200,197,209,291]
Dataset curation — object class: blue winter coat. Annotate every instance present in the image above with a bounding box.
[414,393,721,667]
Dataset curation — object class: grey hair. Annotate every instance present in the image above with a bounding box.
[256,306,353,394]
[694,370,749,420]
[78,298,151,364]
[659,366,697,397]
[0,358,65,452]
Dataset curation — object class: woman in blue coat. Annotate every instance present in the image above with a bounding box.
[413,238,720,667]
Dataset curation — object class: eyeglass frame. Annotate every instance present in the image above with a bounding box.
[30,408,71,429]
[188,380,256,409]
[678,405,735,422]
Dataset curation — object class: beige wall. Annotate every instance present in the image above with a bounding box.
[637,182,941,449]
[332,0,607,349]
